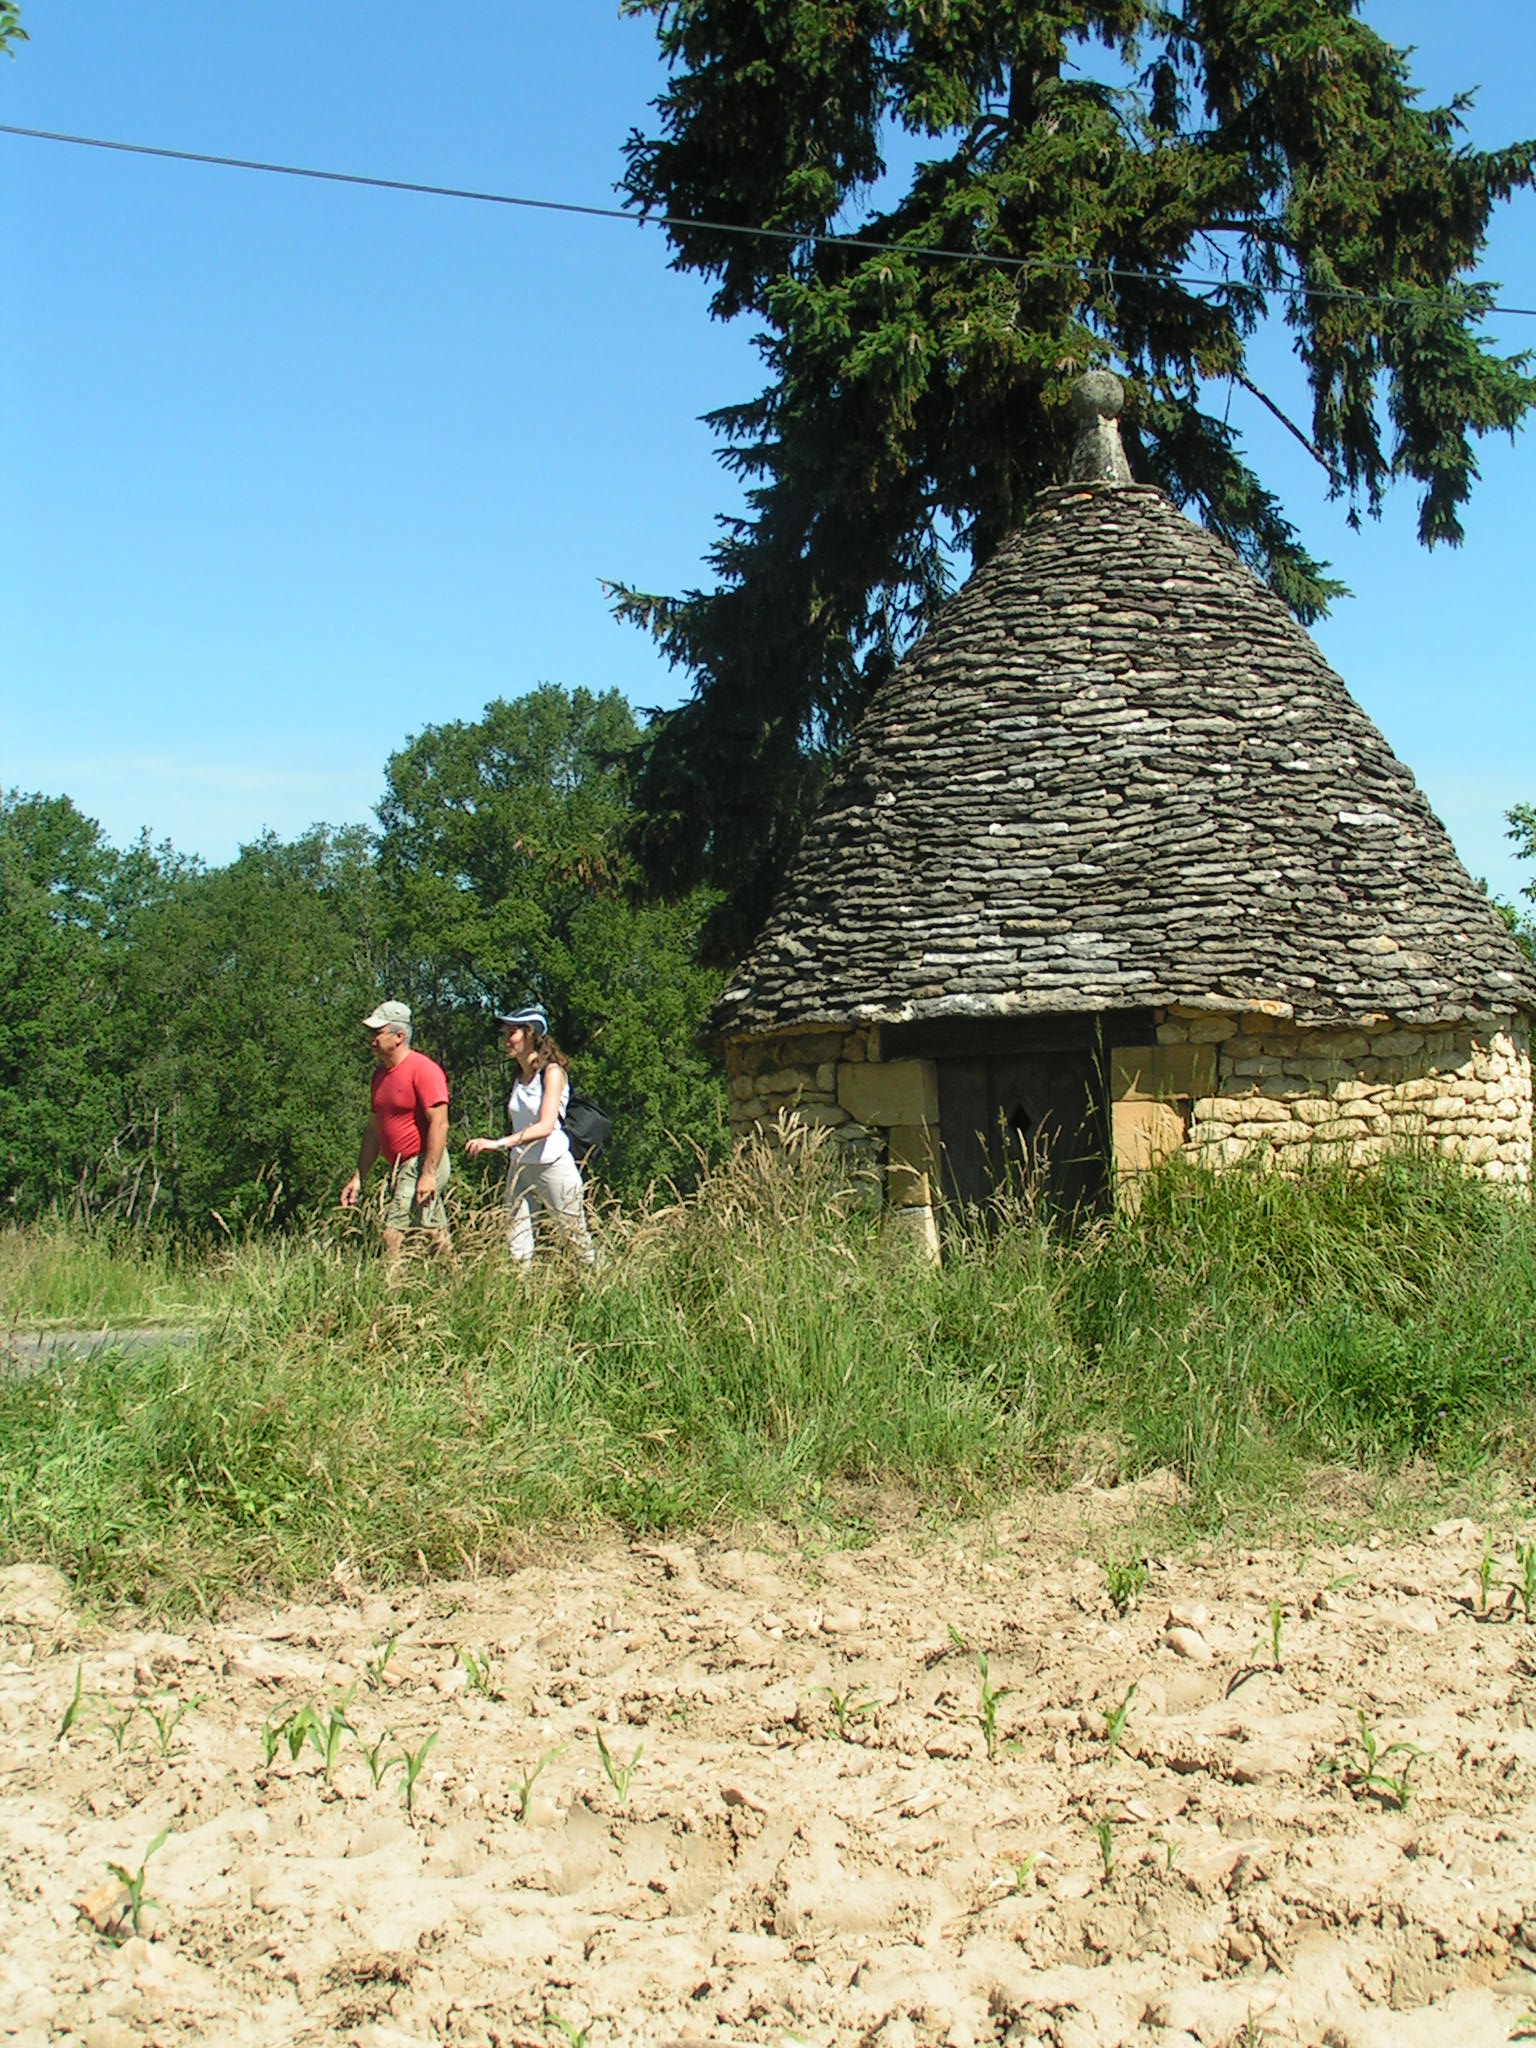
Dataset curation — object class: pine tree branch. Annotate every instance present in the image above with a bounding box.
[1231,369,1340,486]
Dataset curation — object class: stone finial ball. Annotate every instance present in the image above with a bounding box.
[1070,370,1125,421]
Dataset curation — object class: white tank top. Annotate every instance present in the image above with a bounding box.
[508,1066,571,1166]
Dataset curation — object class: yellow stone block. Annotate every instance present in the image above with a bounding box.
[1112,1098,1187,1191]
[1109,1044,1216,1103]
[887,1123,940,1208]
[837,1058,939,1129]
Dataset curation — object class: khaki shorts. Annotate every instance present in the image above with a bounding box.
[381,1152,451,1233]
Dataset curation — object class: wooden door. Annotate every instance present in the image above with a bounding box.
[937,1048,1109,1221]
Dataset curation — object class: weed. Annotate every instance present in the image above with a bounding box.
[976,1652,1012,1762]
[459,1646,500,1698]
[1268,1599,1284,1669]
[594,1725,644,1802]
[510,1743,565,1823]
[1104,1556,1148,1616]
[104,1826,170,1940]
[142,1692,202,1761]
[1093,1814,1116,1884]
[1515,1540,1536,1624]
[396,1730,439,1819]
[362,1632,398,1690]
[1103,1682,1137,1759]
[822,1684,877,1741]
[58,1661,88,1743]
[1477,1536,1496,1615]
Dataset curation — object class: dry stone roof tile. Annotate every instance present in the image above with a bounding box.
[718,483,1536,1034]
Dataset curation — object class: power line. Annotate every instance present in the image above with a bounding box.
[4,119,1534,319]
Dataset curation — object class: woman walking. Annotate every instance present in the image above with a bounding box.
[465,1005,595,1267]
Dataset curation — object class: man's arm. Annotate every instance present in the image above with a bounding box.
[415,1101,449,1201]
[341,1114,382,1207]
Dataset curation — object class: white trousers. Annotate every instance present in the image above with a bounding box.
[504,1150,594,1265]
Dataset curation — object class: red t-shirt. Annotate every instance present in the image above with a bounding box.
[370,1050,450,1162]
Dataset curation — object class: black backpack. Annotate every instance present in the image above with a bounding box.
[561,1083,613,1167]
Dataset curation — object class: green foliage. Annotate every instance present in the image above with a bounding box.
[0,5,26,59]
[1504,805,1536,961]
[115,826,388,1231]
[376,686,727,1197]
[616,3,1536,950]
[0,794,171,1217]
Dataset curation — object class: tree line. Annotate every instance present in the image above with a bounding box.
[0,688,727,1232]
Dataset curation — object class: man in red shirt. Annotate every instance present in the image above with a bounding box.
[340,1000,453,1261]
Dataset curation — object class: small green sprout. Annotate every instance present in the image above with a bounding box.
[363,1632,398,1690]
[396,1730,439,1819]
[1344,1710,1427,1810]
[259,1717,283,1768]
[594,1725,643,1802]
[976,1652,1012,1763]
[1104,1556,1148,1616]
[280,1704,319,1763]
[459,1646,500,1698]
[1514,1540,1536,1624]
[142,1692,202,1761]
[1150,1833,1182,1873]
[361,1730,401,1790]
[1093,1813,1116,1884]
[1477,1536,1496,1615]
[1004,1853,1036,1894]
[1268,1599,1284,1669]
[510,1742,565,1823]
[105,1826,170,1940]
[58,1662,88,1742]
[311,1696,354,1784]
[544,2016,590,2048]
[105,1704,139,1755]
[946,1622,969,1654]
[1103,1682,1137,1759]
[822,1684,877,1741]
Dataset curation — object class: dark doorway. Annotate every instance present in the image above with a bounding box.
[936,1048,1109,1220]
[883,1012,1153,1228]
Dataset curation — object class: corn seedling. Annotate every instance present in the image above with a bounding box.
[142,1692,202,1761]
[544,2016,590,2048]
[361,1730,402,1790]
[1515,1540,1536,1624]
[363,1632,398,1690]
[1150,1834,1182,1873]
[1323,1571,1357,1594]
[1477,1538,1496,1615]
[58,1662,88,1743]
[976,1653,1012,1762]
[946,1622,969,1654]
[822,1684,877,1741]
[105,1704,139,1755]
[1004,1853,1035,1894]
[396,1730,439,1818]
[1104,1556,1148,1616]
[259,1718,283,1768]
[312,1698,353,1785]
[594,1725,644,1802]
[104,1826,170,1941]
[1093,1814,1116,1884]
[280,1703,319,1762]
[1268,1599,1284,1669]
[511,1742,565,1823]
[459,1646,501,1698]
[1345,1710,1427,1810]
[1103,1682,1137,1759]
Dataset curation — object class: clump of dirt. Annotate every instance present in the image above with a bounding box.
[3,1483,1536,2047]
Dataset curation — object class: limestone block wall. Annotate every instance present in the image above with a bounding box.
[1150,1008,1533,1184]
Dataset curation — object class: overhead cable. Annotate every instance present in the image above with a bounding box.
[3,120,1533,319]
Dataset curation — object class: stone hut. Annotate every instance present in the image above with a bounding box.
[715,374,1535,1251]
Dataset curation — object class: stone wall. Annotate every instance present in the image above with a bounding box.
[1151,1008,1533,1184]
[724,1008,1534,1239]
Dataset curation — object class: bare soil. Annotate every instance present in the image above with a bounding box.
[4,1480,1536,2048]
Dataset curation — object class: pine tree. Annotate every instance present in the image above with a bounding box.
[614,1,1535,954]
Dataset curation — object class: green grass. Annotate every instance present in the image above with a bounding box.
[1,1136,1533,1610]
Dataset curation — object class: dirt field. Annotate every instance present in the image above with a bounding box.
[4,1481,1536,2048]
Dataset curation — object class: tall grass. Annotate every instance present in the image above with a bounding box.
[1,1133,1532,1608]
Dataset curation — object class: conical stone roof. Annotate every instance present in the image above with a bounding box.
[717,472,1536,1037]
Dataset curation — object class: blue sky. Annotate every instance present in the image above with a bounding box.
[4,3,1533,902]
